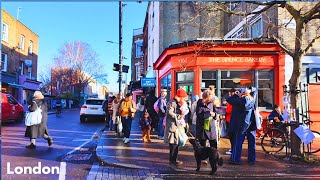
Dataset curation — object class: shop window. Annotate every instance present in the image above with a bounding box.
[29,40,33,54]
[20,35,25,50]
[160,73,171,101]
[177,71,194,82]
[257,70,274,109]
[307,68,320,83]
[220,70,254,100]
[136,41,143,58]
[201,71,216,91]
[1,53,8,72]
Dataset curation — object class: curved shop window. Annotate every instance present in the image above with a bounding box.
[160,73,172,101]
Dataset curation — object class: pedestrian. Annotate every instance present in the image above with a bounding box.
[118,93,137,144]
[112,94,121,136]
[102,96,110,129]
[108,95,116,130]
[25,91,53,149]
[196,89,218,149]
[139,110,152,143]
[191,95,199,136]
[145,90,159,132]
[164,88,188,166]
[157,89,167,139]
[227,87,256,165]
[225,88,236,155]
[136,96,145,122]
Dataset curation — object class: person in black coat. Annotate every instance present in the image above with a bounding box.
[25,91,53,149]
[145,90,159,131]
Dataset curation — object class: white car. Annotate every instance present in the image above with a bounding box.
[80,98,106,123]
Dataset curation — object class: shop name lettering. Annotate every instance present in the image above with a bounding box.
[208,57,266,63]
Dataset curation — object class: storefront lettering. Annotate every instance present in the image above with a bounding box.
[208,57,266,63]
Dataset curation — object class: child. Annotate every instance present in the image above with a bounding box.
[139,111,152,143]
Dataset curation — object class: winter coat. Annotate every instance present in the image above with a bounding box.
[164,98,184,144]
[157,97,167,118]
[227,94,255,133]
[225,103,232,123]
[139,117,152,131]
[112,99,120,124]
[195,99,217,141]
[25,99,50,139]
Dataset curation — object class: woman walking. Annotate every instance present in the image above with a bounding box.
[25,91,53,149]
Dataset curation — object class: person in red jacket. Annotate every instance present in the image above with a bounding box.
[225,88,236,155]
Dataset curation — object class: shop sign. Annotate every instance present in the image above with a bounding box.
[141,78,156,87]
[208,57,266,63]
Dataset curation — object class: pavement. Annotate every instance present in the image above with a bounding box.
[47,108,80,115]
[95,116,320,179]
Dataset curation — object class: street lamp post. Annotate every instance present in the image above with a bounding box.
[119,0,123,96]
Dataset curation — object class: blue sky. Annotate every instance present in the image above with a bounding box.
[2,2,148,93]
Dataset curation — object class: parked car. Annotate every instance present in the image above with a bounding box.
[80,98,106,123]
[1,93,24,123]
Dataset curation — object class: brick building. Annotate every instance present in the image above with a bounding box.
[1,9,41,109]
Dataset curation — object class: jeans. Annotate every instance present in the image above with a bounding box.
[121,116,133,138]
[230,130,256,163]
[169,143,179,162]
[158,116,165,137]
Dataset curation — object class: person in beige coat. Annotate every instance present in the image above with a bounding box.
[164,88,188,166]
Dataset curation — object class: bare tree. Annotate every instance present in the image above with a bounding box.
[52,41,107,95]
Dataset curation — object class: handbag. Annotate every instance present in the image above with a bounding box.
[25,101,42,126]
[254,108,263,130]
[220,120,228,138]
[177,127,188,147]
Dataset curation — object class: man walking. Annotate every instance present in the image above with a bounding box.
[118,93,137,144]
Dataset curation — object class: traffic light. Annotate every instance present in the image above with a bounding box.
[113,63,119,71]
[113,63,129,73]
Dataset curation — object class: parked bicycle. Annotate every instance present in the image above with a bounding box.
[302,119,320,154]
[261,120,290,154]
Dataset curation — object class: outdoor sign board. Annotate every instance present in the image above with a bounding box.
[141,78,156,87]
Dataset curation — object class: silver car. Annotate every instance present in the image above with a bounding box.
[80,98,106,123]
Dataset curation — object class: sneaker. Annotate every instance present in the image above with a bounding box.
[123,137,127,142]
[26,143,36,149]
[170,161,183,166]
[159,136,164,140]
[201,160,208,164]
[47,138,53,146]
[228,160,240,165]
[147,139,152,143]
[226,150,232,155]
[124,138,130,144]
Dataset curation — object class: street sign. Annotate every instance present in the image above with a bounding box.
[141,78,156,87]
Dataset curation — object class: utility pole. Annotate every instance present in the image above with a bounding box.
[119,0,123,96]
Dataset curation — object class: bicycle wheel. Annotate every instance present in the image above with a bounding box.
[304,130,320,154]
[261,128,286,154]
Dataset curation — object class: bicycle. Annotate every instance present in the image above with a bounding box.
[302,119,320,154]
[261,120,290,154]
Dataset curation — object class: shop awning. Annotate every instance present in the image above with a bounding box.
[8,83,24,89]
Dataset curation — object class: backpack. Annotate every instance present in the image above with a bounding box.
[153,98,161,113]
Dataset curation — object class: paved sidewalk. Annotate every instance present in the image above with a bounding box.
[95,117,320,179]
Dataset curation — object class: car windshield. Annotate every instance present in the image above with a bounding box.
[86,100,104,105]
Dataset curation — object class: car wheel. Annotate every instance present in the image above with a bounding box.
[17,113,24,123]
[80,115,86,123]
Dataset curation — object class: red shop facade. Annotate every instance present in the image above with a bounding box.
[153,39,285,121]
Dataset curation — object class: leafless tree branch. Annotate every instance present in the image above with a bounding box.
[303,35,320,55]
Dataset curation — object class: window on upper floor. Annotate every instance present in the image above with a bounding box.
[20,35,25,50]
[135,63,140,80]
[27,67,32,79]
[2,22,8,42]
[20,61,25,75]
[229,2,239,11]
[136,41,143,58]
[29,40,33,54]
[250,16,263,38]
[307,67,320,84]
[1,53,8,72]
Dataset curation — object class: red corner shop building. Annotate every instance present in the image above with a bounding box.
[154,39,285,125]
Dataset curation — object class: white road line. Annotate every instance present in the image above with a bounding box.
[58,161,66,180]
[86,162,100,180]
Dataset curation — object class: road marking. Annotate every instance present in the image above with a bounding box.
[86,162,99,180]
[66,127,103,155]
[58,161,66,180]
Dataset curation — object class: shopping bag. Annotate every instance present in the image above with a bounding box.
[203,116,213,131]
[254,108,263,130]
[178,129,188,147]
[25,102,42,126]
[117,122,123,133]
[220,120,228,138]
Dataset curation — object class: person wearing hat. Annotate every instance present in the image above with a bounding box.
[164,88,188,166]
[227,87,256,165]
[25,91,53,149]
[118,93,137,144]
[157,89,168,139]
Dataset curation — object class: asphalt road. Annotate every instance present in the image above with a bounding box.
[1,109,106,180]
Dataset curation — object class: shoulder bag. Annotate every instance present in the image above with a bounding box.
[25,101,42,126]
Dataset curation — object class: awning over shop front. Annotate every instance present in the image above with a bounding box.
[8,83,24,89]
